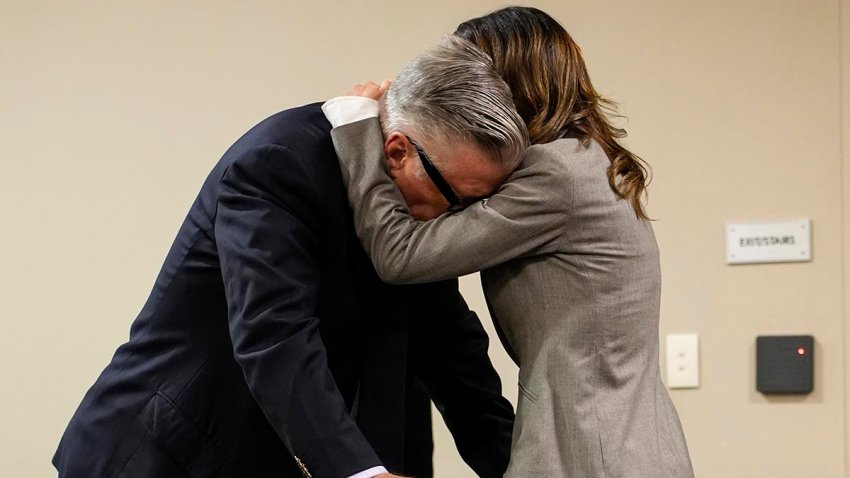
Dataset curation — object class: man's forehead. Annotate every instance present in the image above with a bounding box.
[439,147,507,198]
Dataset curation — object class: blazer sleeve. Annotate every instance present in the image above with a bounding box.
[214,144,381,478]
[408,280,515,478]
[331,117,570,284]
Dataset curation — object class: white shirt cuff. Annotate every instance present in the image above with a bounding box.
[322,96,380,128]
[346,465,388,478]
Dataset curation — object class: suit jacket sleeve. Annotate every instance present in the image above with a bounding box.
[214,144,381,478]
[409,280,515,478]
[331,117,570,284]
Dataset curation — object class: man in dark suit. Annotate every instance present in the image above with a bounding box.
[53,40,527,478]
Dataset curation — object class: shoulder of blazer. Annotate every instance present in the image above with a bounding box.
[220,143,334,236]
[213,104,343,230]
[522,138,610,186]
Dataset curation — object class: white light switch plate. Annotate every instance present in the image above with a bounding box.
[666,334,699,389]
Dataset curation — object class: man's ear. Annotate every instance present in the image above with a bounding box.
[384,132,409,175]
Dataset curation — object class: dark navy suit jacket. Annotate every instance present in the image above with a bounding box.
[53,104,514,478]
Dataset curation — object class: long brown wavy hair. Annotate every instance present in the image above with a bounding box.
[456,6,651,220]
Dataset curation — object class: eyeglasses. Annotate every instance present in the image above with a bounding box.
[405,135,485,213]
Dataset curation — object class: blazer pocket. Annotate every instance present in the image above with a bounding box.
[138,391,226,478]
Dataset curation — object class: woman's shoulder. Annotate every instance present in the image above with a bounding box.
[520,138,605,176]
[501,140,577,196]
[527,137,605,161]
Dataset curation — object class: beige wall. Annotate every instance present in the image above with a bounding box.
[844,0,850,474]
[2,1,848,477]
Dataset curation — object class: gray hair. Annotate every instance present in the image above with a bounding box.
[381,36,528,172]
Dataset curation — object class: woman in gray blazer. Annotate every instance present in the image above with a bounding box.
[326,7,694,477]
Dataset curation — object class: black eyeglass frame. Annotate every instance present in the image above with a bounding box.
[405,135,485,213]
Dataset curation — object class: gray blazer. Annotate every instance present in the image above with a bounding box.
[332,117,694,478]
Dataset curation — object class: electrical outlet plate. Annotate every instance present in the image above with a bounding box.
[666,334,699,389]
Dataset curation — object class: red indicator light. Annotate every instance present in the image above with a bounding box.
[797,347,806,356]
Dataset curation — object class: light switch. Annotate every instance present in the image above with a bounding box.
[666,334,699,389]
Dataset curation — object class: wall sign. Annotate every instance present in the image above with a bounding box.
[725,219,811,264]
